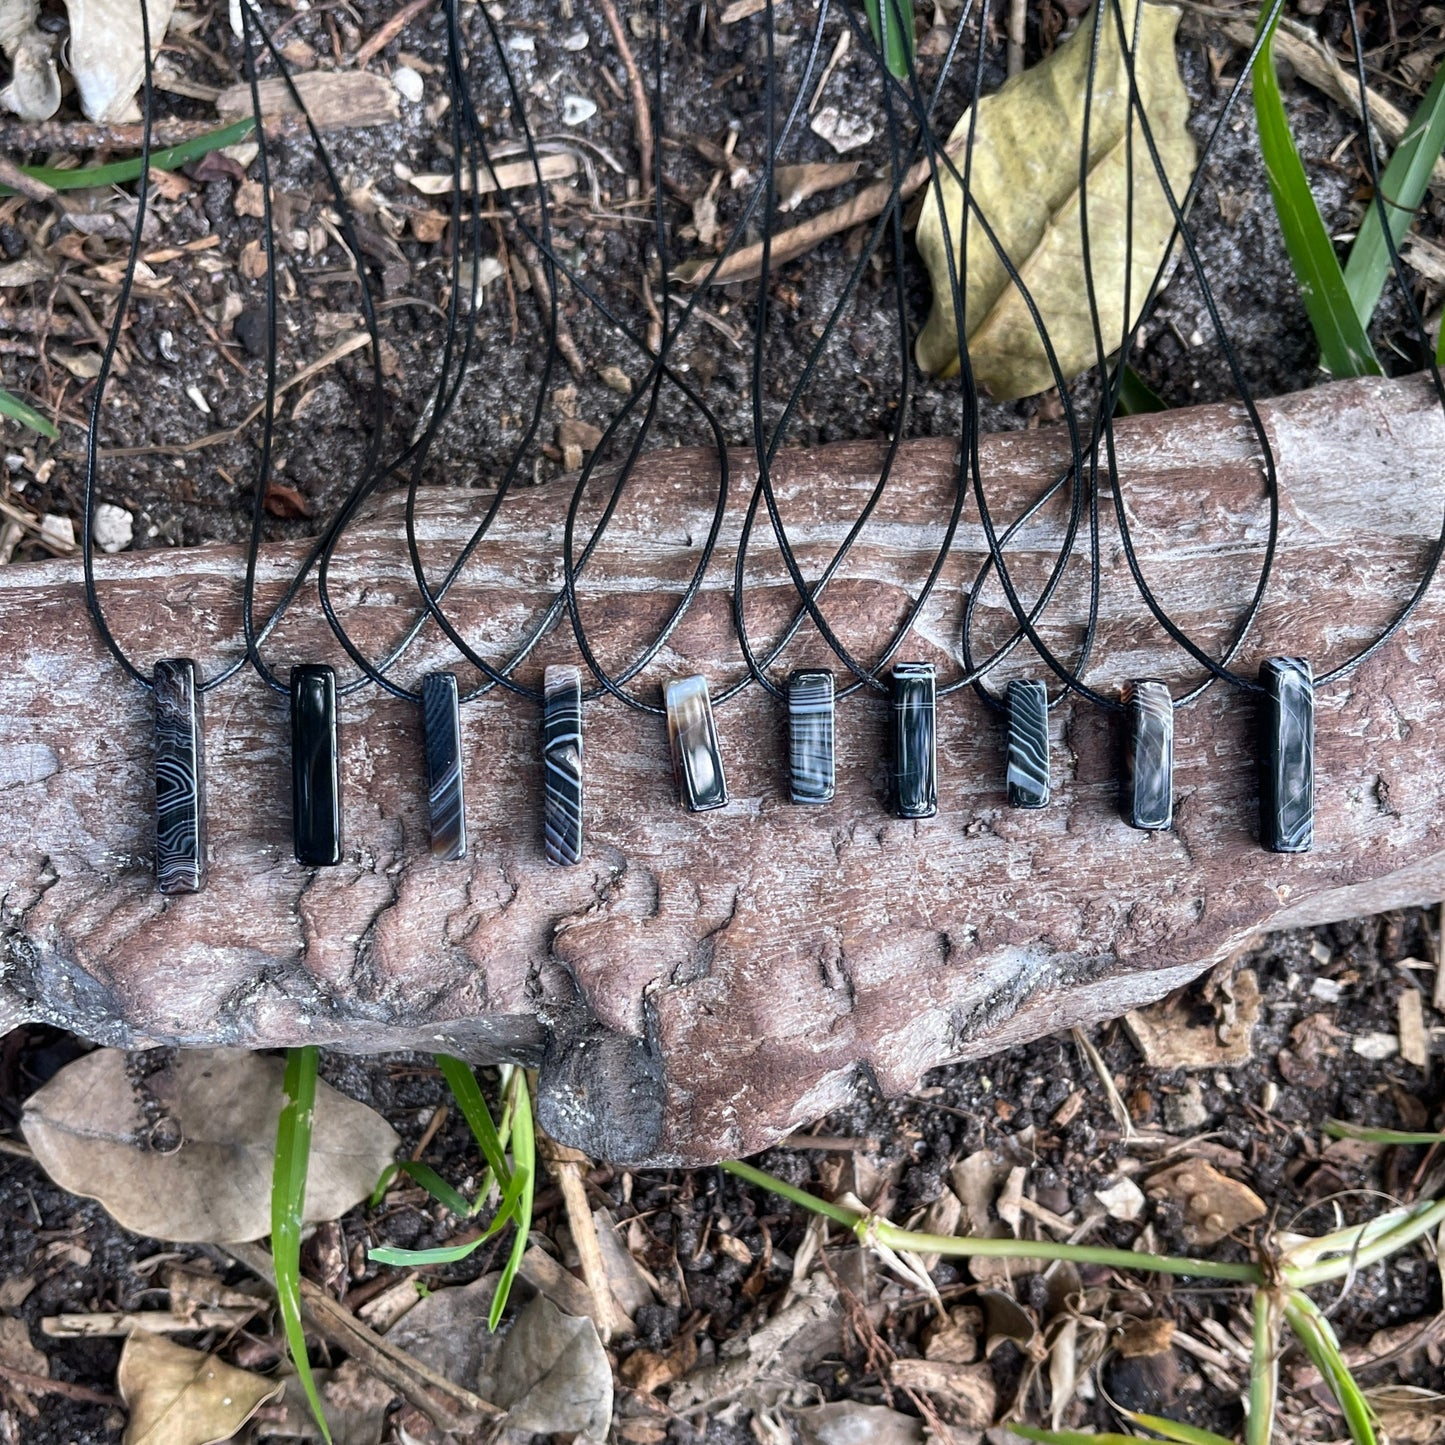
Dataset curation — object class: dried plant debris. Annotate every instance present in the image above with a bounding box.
[914,0,1195,396]
[0,0,59,120]
[63,0,176,123]
[118,1332,281,1445]
[21,1048,398,1242]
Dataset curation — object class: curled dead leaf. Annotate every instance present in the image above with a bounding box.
[914,0,1195,399]
[119,1332,280,1445]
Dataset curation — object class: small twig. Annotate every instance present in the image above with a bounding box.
[0,1366,121,1408]
[0,157,56,205]
[537,1135,629,1342]
[42,1308,259,1338]
[1007,0,1026,75]
[597,0,655,196]
[222,1241,502,1431]
[524,248,586,379]
[353,0,434,69]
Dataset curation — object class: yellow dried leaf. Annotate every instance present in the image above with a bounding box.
[119,1333,280,1445]
[914,0,1195,399]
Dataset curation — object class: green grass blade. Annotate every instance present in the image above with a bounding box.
[1247,1290,1281,1445]
[1251,7,1381,378]
[370,1238,488,1267]
[1344,61,1445,326]
[1285,1292,1379,1445]
[395,1160,474,1218]
[0,118,257,196]
[863,0,915,80]
[1009,1426,1147,1445]
[489,1072,535,1331]
[273,1047,331,1445]
[1324,1120,1445,1145]
[1122,1411,1237,1445]
[437,1056,511,1187]
[0,389,58,439]
[1115,366,1168,416]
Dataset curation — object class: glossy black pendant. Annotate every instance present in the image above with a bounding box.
[665,674,727,812]
[543,664,584,865]
[291,664,341,867]
[890,662,937,819]
[787,668,835,805]
[1259,656,1313,854]
[1122,678,1173,831]
[422,672,466,861]
[154,658,206,894]
[1005,678,1050,809]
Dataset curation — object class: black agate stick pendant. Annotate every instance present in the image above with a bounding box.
[1259,656,1313,854]
[787,668,835,805]
[422,672,467,861]
[890,662,937,819]
[291,664,342,867]
[542,664,584,865]
[665,674,728,812]
[1005,678,1050,809]
[1122,679,1173,831]
[154,658,206,894]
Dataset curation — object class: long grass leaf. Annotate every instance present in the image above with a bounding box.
[864,0,915,80]
[1247,1290,1281,1445]
[1123,1410,1237,1445]
[395,1160,474,1218]
[273,1047,331,1444]
[1343,61,1445,326]
[489,1072,535,1331]
[437,1056,511,1186]
[0,118,258,197]
[1251,7,1381,377]
[1285,1292,1379,1445]
[1115,366,1168,416]
[0,389,58,439]
[1009,1425,1148,1445]
[370,1238,488,1267]
[1324,1120,1445,1145]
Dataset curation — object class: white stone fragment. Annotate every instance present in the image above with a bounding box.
[392,65,423,103]
[1351,1032,1399,1060]
[92,502,133,554]
[185,384,211,415]
[562,94,596,125]
[809,105,875,154]
[1093,1178,1146,1222]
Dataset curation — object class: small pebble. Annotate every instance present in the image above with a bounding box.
[185,384,211,415]
[562,94,597,125]
[92,503,133,554]
[508,33,535,52]
[1351,1032,1399,1060]
[40,514,74,551]
[562,28,589,49]
[392,65,424,102]
[1094,1177,1146,1222]
[1309,977,1342,1002]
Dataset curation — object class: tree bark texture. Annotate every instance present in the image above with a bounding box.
[2,373,1442,1164]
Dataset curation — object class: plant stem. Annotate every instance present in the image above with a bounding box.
[1247,1288,1281,1445]
[722,1159,1263,1282]
[1285,1197,1445,1286]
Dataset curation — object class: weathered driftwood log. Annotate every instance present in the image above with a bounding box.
[2,374,1443,1165]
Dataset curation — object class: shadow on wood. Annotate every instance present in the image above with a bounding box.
[1,374,1442,1164]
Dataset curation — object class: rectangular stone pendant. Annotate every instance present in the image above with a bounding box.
[665,674,728,812]
[422,672,467,862]
[1005,678,1050,809]
[1122,679,1173,831]
[543,664,584,865]
[291,664,341,867]
[153,658,206,895]
[1259,656,1314,854]
[787,668,835,805]
[890,662,937,819]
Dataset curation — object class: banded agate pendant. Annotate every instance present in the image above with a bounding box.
[890,662,937,819]
[1259,656,1313,853]
[787,668,835,805]
[422,672,467,861]
[291,664,342,866]
[665,674,728,812]
[543,664,584,865]
[1004,678,1050,809]
[1122,679,1173,831]
[154,658,206,894]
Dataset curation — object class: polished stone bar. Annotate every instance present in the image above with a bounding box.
[890,662,937,819]
[665,674,728,812]
[1122,679,1173,831]
[291,664,341,867]
[1005,678,1050,810]
[422,672,467,862]
[1259,656,1314,854]
[787,668,835,805]
[153,658,206,894]
[542,664,584,865]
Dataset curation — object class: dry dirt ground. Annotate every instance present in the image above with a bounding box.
[1,0,1444,1440]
